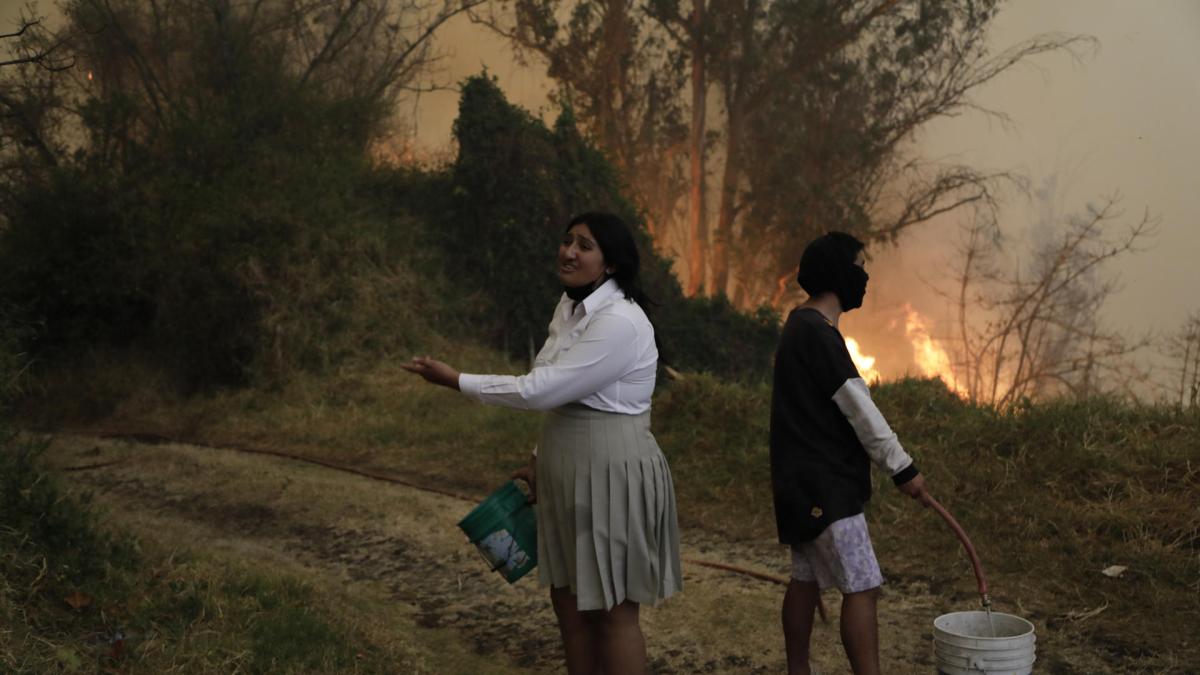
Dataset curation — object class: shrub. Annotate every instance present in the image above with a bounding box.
[0,1,397,390]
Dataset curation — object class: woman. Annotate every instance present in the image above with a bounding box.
[401,212,682,674]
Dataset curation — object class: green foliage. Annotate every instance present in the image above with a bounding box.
[208,575,359,674]
[0,437,136,593]
[0,0,413,390]
[5,83,376,384]
[0,431,139,672]
[0,307,31,406]
[651,373,773,527]
[440,75,631,357]
[4,17,781,396]
[655,298,780,381]
[437,75,779,379]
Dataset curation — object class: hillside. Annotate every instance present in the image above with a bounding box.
[5,354,1197,672]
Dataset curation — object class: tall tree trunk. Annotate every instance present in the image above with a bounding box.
[599,0,629,165]
[731,283,746,308]
[1190,333,1200,409]
[711,114,744,298]
[685,0,707,297]
[771,268,796,309]
[1179,336,1192,408]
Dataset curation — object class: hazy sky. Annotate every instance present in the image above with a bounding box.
[912,1,1200,334]
[4,0,1197,375]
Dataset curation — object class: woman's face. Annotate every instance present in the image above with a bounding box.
[558,223,612,287]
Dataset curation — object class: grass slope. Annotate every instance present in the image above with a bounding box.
[10,348,1200,671]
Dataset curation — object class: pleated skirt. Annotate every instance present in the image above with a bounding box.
[536,403,683,612]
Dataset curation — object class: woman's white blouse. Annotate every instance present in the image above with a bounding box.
[458,279,657,414]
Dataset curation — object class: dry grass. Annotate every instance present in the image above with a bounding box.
[13,350,1200,672]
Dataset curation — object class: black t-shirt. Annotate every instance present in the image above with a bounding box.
[770,307,874,544]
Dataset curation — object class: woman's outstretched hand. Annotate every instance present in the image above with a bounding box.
[400,356,461,390]
[511,459,536,504]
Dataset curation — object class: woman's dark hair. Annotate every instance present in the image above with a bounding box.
[566,212,654,310]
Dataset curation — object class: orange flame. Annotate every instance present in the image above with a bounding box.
[904,305,965,397]
[844,336,881,384]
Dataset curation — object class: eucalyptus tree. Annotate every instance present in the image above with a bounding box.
[708,0,1093,306]
[481,0,1093,307]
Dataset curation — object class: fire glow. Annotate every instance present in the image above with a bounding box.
[841,305,966,397]
[904,305,966,397]
[844,337,880,384]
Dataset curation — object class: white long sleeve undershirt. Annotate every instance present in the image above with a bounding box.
[831,377,913,477]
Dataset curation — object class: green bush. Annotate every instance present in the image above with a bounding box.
[0,2,397,390]
[0,436,137,595]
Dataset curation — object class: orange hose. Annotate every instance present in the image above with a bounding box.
[924,494,990,604]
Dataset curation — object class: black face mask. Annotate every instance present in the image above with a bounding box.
[564,275,608,302]
[836,265,869,311]
[564,283,595,302]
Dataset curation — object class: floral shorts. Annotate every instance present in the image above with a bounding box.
[790,513,883,594]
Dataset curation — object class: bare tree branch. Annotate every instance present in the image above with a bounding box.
[944,190,1156,406]
[0,18,75,71]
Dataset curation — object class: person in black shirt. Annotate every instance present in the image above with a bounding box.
[770,232,931,675]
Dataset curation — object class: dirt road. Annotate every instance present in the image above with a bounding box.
[42,434,1053,674]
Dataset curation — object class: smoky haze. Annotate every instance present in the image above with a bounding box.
[849,0,1200,389]
[397,2,1198,391]
[414,2,1199,391]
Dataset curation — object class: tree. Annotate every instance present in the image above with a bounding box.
[1,15,73,71]
[471,1,690,243]
[712,0,1093,307]
[944,191,1156,407]
[644,0,711,296]
[1164,311,1200,412]
[705,0,908,299]
[0,11,77,185]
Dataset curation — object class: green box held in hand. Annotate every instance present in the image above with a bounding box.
[457,481,537,583]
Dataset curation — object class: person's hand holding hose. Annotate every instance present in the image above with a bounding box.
[898,472,934,507]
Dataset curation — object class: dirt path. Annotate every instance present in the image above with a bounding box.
[43,434,993,673]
